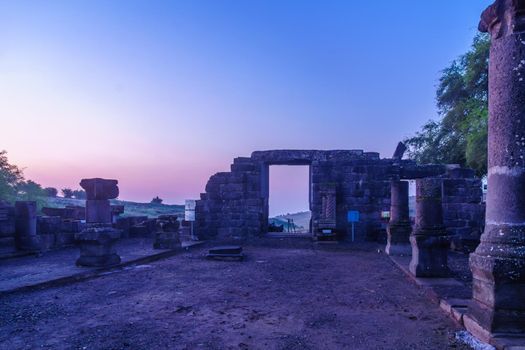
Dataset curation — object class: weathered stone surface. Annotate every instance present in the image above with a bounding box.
[196,150,482,243]
[14,201,37,236]
[153,232,181,249]
[79,178,119,200]
[75,225,121,267]
[466,0,525,340]
[16,234,55,251]
[0,202,15,238]
[386,180,411,255]
[86,199,111,224]
[409,178,450,277]
[392,142,407,160]
[153,216,181,249]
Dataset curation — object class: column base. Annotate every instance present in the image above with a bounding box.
[386,223,412,256]
[76,226,121,268]
[409,233,450,277]
[467,250,525,337]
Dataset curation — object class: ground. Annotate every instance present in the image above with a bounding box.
[0,241,469,350]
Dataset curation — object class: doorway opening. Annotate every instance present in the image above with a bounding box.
[268,165,311,234]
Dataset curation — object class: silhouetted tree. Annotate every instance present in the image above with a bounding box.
[72,189,86,199]
[16,180,46,201]
[62,188,73,199]
[151,196,163,205]
[44,187,58,197]
[0,150,24,202]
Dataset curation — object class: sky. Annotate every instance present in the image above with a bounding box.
[0,0,492,213]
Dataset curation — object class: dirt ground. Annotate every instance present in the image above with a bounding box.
[0,241,469,350]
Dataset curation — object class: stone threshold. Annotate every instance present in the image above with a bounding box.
[388,254,525,350]
[0,240,205,296]
[265,232,313,238]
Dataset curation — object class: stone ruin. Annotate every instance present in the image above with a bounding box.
[153,215,181,249]
[76,178,122,267]
[195,149,485,246]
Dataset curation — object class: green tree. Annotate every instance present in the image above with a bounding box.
[405,33,489,176]
[62,188,73,199]
[72,189,86,199]
[0,151,47,207]
[0,150,24,202]
[44,187,58,197]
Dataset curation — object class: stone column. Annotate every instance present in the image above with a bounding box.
[465,0,525,340]
[409,178,449,277]
[14,201,39,251]
[76,178,121,267]
[386,180,411,255]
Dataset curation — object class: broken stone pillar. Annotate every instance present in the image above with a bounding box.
[76,178,121,267]
[409,178,450,277]
[153,215,181,249]
[465,0,525,340]
[386,180,411,255]
[14,201,39,251]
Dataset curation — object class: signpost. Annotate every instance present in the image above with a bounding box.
[185,200,196,240]
[347,210,360,242]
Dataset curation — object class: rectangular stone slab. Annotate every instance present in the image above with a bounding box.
[206,253,244,261]
[208,246,242,255]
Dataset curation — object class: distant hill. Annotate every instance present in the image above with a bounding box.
[44,197,184,218]
[270,211,311,233]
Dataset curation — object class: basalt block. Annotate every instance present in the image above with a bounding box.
[76,226,121,267]
[15,201,37,236]
[465,0,525,341]
[386,180,411,256]
[409,233,450,277]
[153,232,181,250]
[409,178,450,277]
[85,200,111,224]
[386,223,412,256]
[80,178,119,200]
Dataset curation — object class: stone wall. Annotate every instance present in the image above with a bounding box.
[0,202,16,250]
[196,149,485,242]
[442,168,485,252]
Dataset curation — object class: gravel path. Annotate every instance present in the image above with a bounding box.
[0,242,469,350]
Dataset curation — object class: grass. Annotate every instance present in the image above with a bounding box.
[44,197,184,218]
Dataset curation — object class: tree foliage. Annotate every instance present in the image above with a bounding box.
[62,188,74,199]
[72,189,86,199]
[405,33,489,176]
[44,187,58,197]
[0,150,46,205]
[0,150,24,202]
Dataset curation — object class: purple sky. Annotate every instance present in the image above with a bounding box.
[0,1,492,214]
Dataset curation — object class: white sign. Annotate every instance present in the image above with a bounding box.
[185,200,196,221]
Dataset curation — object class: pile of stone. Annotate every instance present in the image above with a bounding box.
[115,216,158,238]
[153,215,181,249]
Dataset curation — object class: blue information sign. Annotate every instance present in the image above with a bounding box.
[347,210,360,223]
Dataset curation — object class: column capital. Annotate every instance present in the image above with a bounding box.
[480,0,525,37]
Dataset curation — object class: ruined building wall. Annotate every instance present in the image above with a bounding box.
[442,168,485,251]
[195,150,485,243]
